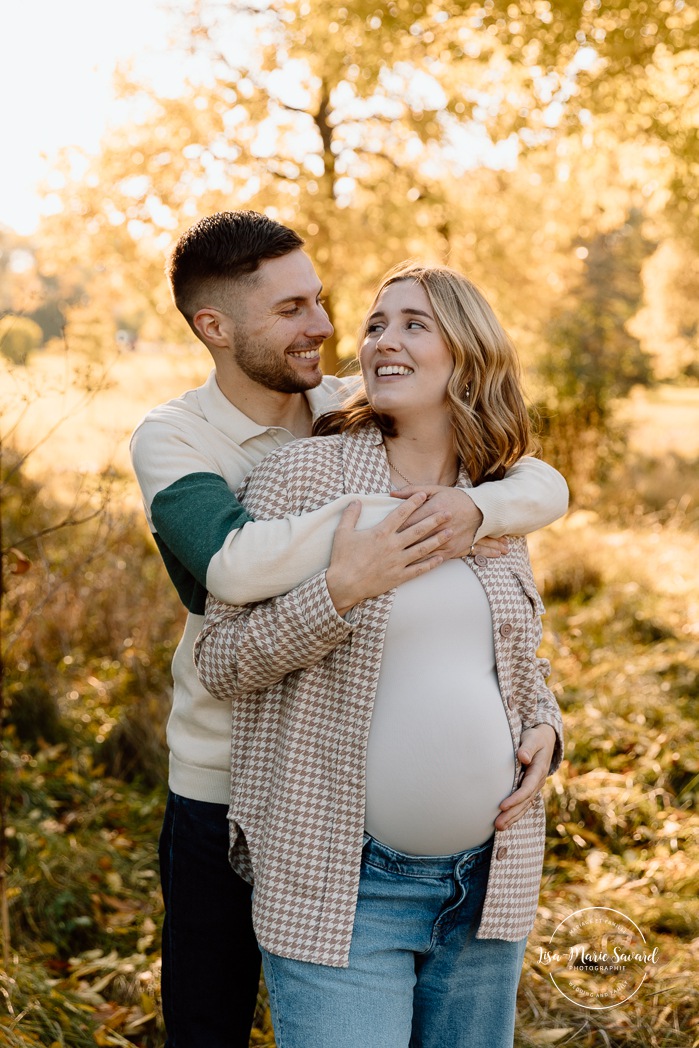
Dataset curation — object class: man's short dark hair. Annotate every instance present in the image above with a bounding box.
[168,210,304,323]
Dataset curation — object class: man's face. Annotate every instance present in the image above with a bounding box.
[227,250,333,393]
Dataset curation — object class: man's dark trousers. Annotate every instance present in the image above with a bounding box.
[159,791,260,1047]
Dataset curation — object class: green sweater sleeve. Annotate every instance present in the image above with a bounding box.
[150,472,253,609]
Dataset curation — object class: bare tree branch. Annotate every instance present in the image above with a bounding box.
[2,506,105,556]
[1,507,121,661]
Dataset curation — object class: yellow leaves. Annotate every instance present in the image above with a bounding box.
[32,950,162,1045]
[137,917,157,953]
[249,997,276,1045]
[93,1027,125,1046]
[64,770,89,788]
[93,1001,157,1044]
[93,1003,131,1030]
[89,892,145,936]
[139,990,156,1015]
[557,821,606,848]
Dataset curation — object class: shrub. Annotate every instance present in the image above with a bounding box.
[0,314,43,365]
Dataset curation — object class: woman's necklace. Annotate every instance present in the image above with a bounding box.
[385,450,459,488]
[385,455,414,487]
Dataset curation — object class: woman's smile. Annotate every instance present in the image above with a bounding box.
[375,363,414,377]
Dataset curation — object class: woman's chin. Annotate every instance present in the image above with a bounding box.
[369,393,413,417]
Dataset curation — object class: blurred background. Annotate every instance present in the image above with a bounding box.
[1,2,697,1045]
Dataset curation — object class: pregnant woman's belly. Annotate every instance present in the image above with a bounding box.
[364,558,515,855]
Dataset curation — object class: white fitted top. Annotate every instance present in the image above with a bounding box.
[364,559,516,855]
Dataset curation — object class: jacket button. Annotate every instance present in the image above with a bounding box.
[474,554,488,568]
[507,695,515,709]
[496,846,508,860]
[500,622,514,637]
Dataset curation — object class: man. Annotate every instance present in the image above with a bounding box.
[130,211,568,1048]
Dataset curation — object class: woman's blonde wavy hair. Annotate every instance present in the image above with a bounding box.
[313,261,539,484]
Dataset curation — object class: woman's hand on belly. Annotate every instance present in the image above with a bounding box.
[494,724,556,830]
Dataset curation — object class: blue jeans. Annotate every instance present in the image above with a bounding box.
[158,791,261,1048]
[261,834,527,1048]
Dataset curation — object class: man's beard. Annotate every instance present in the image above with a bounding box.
[233,333,323,393]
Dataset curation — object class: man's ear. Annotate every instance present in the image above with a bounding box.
[192,307,229,348]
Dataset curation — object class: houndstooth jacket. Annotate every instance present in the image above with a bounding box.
[194,424,564,968]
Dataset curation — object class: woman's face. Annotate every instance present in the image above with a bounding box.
[360,280,454,423]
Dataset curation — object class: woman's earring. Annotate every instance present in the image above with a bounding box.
[465,384,471,401]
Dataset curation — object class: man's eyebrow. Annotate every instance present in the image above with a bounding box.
[271,287,324,307]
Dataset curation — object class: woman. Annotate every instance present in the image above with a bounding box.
[194,262,563,1048]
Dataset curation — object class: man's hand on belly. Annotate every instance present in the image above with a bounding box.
[494,724,556,831]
